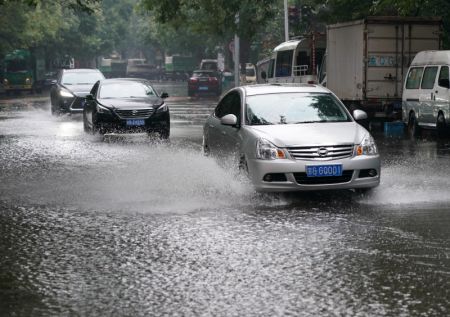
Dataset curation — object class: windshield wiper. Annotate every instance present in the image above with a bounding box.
[295,120,327,124]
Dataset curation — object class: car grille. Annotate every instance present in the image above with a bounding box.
[114,109,153,119]
[70,97,85,109]
[287,144,354,161]
[294,170,354,185]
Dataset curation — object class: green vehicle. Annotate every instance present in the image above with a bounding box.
[2,49,45,93]
[164,55,196,80]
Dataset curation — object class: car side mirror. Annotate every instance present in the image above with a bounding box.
[86,94,94,101]
[353,109,368,121]
[160,92,169,99]
[220,114,238,126]
[439,78,450,88]
[261,71,267,80]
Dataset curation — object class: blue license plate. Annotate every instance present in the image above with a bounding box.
[126,119,145,126]
[306,164,343,177]
[199,86,208,91]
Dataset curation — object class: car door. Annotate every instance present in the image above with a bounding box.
[205,93,231,154]
[206,90,241,157]
[434,66,450,122]
[419,66,439,125]
[218,91,242,158]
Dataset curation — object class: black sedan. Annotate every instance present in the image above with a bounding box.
[83,79,170,138]
[50,68,105,115]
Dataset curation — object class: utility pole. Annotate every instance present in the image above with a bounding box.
[284,0,289,41]
[234,13,240,87]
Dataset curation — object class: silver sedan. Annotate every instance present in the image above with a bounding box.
[203,84,380,192]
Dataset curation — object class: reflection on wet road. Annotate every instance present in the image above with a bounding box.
[1,87,449,316]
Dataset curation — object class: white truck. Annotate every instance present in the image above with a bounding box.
[319,16,442,119]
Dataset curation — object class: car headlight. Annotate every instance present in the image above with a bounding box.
[356,134,378,156]
[25,78,31,85]
[3,78,9,85]
[60,89,74,98]
[156,103,168,113]
[256,138,287,160]
[96,104,110,114]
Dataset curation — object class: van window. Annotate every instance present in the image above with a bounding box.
[275,50,293,77]
[405,67,423,89]
[438,66,449,87]
[267,59,275,78]
[421,66,438,89]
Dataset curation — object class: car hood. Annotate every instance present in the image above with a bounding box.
[63,84,94,97]
[247,122,368,147]
[98,97,163,109]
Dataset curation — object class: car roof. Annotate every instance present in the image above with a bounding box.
[62,68,101,73]
[242,84,331,96]
[99,78,150,85]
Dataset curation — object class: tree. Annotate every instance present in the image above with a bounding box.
[140,0,279,71]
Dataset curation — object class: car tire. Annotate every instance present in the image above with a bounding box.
[238,155,249,177]
[436,112,448,139]
[159,128,170,139]
[407,112,420,139]
[83,112,90,133]
[51,105,60,116]
[202,136,210,156]
[354,188,372,195]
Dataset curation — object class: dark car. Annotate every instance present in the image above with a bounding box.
[188,70,222,97]
[50,68,105,115]
[83,78,170,138]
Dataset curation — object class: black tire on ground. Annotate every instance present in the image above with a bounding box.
[83,113,90,133]
[354,188,372,194]
[238,155,249,177]
[51,105,60,116]
[159,128,170,139]
[407,112,420,139]
[436,112,448,139]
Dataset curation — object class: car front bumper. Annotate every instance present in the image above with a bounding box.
[96,111,170,134]
[247,155,380,192]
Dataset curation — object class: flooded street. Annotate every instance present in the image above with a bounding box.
[1,83,450,316]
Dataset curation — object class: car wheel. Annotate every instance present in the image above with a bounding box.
[436,112,448,139]
[159,127,170,139]
[407,112,420,139]
[202,136,210,156]
[354,188,372,195]
[51,105,60,116]
[83,112,90,133]
[238,155,249,177]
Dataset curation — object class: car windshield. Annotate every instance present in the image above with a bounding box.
[193,71,217,78]
[99,82,156,99]
[246,68,255,76]
[62,72,104,85]
[246,93,351,125]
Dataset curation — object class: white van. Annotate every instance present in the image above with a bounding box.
[402,51,450,137]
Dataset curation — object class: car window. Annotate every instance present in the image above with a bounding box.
[245,93,351,125]
[438,66,449,87]
[405,67,423,89]
[193,72,217,78]
[62,71,105,85]
[215,91,241,119]
[246,68,255,76]
[98,82,155,98]
[421,66,438,89]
